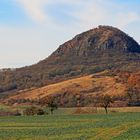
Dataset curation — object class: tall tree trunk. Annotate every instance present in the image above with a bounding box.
[105,107,108,114]
[50,108,53,114]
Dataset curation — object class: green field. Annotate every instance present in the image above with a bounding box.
[0,112,140,140]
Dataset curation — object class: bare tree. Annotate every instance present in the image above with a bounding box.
[100,95,113,114]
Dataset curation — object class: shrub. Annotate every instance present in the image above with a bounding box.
[13,111,22,116]
[39,96,58,114]
[23,106,45,116]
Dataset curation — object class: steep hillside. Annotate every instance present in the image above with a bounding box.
[0,25,140,94]
[8,73,124,98]
[5,70,139,107]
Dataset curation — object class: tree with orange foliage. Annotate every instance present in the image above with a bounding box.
[39,96,58,114]
[127,73,140,100]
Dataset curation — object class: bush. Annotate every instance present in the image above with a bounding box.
[0,111,21,116]
[23,106,45,116]
[36,109,45,115]
[13,111,22,116]
[40,96,58,114]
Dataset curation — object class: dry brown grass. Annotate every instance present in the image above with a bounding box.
[8,73,126,101]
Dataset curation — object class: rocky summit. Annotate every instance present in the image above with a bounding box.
[52,25,140,57]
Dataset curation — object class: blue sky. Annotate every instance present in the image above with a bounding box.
[0,0,140,68]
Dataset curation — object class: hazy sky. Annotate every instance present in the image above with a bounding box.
[0,0,140,68]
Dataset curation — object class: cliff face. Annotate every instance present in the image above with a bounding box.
[0,25,140,94]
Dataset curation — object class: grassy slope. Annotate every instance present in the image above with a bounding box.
[8,73,126,101]
[0,112,139,140]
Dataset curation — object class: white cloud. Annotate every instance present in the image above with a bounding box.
[16,0,137,34]
[16,0,51,23]
[116,12,140,28]
[16,0,140,29]
[69,0,140,31]
[15,0,85,24]
[70,1,109,30]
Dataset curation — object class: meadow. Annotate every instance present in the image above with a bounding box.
[0,108,140,140]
